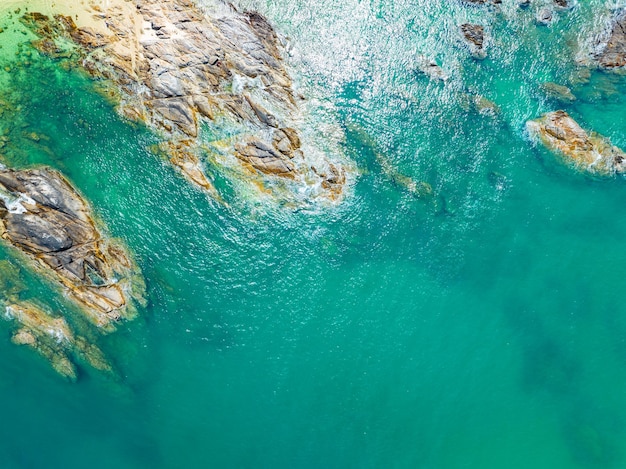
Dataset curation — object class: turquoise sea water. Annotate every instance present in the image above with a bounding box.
[2,0,626,467]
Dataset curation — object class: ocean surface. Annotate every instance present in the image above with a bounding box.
[1,0,626,467]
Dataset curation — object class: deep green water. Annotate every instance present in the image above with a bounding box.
[1,0,626,467]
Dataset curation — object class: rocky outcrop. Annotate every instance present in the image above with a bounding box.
[527,110,626,175]
[592,9,626,69]
[3,301,111,380]
[21,0,348,203]
[0,167,144,330]
[460,24,487,59]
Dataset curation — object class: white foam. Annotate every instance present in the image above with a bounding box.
[0,190,35,214]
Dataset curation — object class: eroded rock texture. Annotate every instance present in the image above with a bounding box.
[527,110,626,175]
[22,0,348,202]
[0,167,144,330]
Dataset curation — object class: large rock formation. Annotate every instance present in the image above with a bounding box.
[21,0,348,202]
[527,110,626,175]
[592,9,626,69]
[0,167,144,330]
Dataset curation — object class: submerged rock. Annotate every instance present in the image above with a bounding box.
[541,82,576,102]
[591,9,626,69]
[346,122,433,199]
[460,24,487,59]
[537,8,554,25]
[414,55,448,81]
[3,301,112,380]
[0,167,144,330]
[527,110,626,175]
[21,1,349,203]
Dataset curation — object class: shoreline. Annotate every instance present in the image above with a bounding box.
[0,0,136,33]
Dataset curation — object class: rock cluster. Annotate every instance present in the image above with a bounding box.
[527,110,626,175]
[4,301,112,381]
[0,167,144,330]
[22,0,348,202]
[592,9,626,69]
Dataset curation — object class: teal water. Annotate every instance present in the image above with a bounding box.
[2,1,626,467]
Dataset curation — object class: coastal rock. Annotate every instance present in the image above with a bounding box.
[21,1,348,203]
[460,24,487,59]
[541,82,576,102]
[592,9,626,69]
[0,167,144,330]
[527,110,626,175]
[3,301,112,380]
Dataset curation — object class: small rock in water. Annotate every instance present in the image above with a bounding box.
[553,0,571,9]
[537,8,554,25]
[518,0,531,8]
[414,55,448,81]
[460,23,487,59]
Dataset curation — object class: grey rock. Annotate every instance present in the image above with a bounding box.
[592,9,626,69]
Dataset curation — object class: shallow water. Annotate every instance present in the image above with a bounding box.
[1,0,626,467]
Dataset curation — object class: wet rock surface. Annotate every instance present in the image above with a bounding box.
[460,24,486,58]
[527,110,626,175]
[592,9,626,69]
[0,167,144,330]
[21,0,348,202]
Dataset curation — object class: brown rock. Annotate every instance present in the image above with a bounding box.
[235,139,296,177]
[460,24,486,58]
[0,167,144,329]
[21,1,349,203]
[527,110,626,175]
